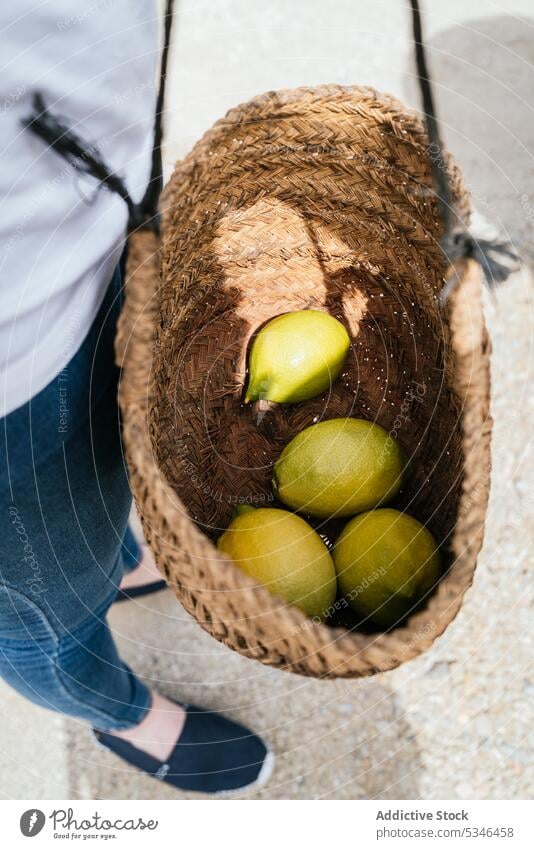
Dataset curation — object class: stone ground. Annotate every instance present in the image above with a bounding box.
[1,0,532,799]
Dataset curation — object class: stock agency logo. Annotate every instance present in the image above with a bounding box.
[20,809,46,837]
[19,807,159,839]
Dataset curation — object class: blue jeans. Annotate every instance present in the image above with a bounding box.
[0,266,151,730]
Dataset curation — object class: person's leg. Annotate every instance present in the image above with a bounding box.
[0,269,151,729]
[121,524,142,572]
[118,525,168,593]
[0,265,272,792]
[0,584,150,729]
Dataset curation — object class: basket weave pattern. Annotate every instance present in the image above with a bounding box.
[116,86,491,678]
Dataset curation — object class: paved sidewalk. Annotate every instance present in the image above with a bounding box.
[1,0,532,799]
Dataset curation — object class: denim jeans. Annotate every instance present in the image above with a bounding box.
[0,265,151,730]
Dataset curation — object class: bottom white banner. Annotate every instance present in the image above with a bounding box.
[3,799,532,847]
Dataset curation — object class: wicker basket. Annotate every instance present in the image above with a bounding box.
[116,86,491,678]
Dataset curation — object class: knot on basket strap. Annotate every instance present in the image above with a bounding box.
[440,231,522,303]
[21,0,175,236]
[21,92,159,235]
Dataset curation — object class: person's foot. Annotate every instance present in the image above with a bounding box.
[93,692,273,794]
[111,691,186,761]
[119,544,163,592]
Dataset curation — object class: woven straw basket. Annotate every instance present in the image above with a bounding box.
[116,85,491,679]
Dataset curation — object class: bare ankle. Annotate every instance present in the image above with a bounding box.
[111,693,186,762]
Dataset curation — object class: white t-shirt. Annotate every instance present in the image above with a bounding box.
[0,1,159,417]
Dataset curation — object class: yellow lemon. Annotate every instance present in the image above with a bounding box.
[245,310,350,404]
[217,507,336,620]
[273,417,405,518]
[333,508,440,628]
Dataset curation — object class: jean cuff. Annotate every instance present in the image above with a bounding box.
[94,669,152,732]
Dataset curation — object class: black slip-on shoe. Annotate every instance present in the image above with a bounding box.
[114,580,167,602]
[93,704,274,795]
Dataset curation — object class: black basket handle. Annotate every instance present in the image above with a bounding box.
[22,0,518,296]
[409,0,519,297]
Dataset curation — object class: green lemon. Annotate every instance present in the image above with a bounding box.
[217,507,337,620]
[245,310,350,404]
[273,417,405,518]
[333,508,440,628]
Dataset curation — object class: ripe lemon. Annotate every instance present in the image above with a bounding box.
[273,417,405,518]
[245,310,350,404]
[333,508,440,628]
[217,507,336,619]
